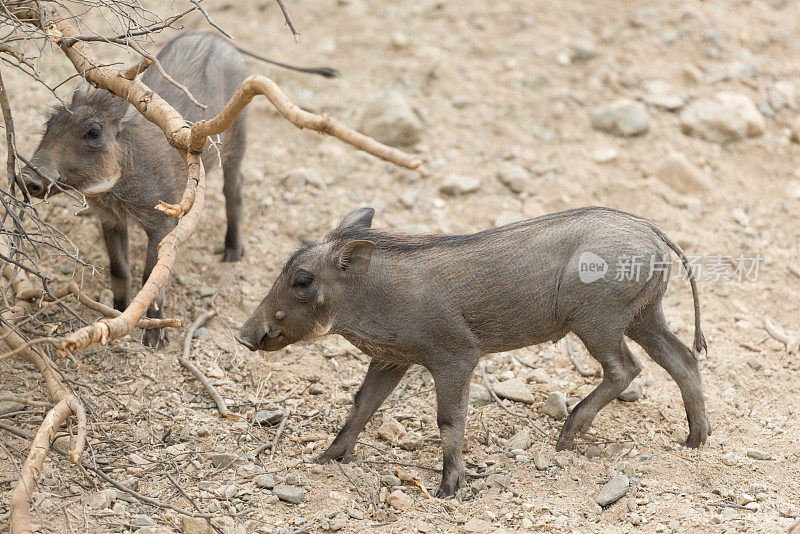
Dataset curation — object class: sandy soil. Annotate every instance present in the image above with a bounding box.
[1,1,799,533]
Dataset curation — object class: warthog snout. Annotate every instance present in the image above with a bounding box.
[235,317,282,352]
[17,168,53,199]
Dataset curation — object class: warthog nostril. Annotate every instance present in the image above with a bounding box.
[234,332,257,351]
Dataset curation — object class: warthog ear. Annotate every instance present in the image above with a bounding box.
[337,207,375,230]
[337,240,375,274]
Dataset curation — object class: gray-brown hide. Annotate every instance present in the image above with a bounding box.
[236,206,711,497]
[20,33,249,347]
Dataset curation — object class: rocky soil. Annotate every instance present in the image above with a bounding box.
[2,0,800,533]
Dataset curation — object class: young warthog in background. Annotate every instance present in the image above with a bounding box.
[236,206,711,496]
[19,33,250,347]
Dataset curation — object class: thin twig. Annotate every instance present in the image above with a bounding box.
[564,336,600,378]
[177,310,227,417]
[274,0,300,42]
[480,364,549,439]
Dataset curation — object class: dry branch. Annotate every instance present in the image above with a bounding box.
[178,309,228,417]
[763,316,799,354]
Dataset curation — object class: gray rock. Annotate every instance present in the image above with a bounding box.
[359,93,423,147]
[180,516,214,534]
[439,174,481,196]
[273,484,305,504]
[680,92,765,143]
[595,474,630,507]
[618,380,643,402]
[746,449,772,460]
[381,474,401,487]
[721,452,738,466]
[590,99,650,136]
[542,391,568,420]
[210,453,237,469]
[386,489,413,510]
[462,518,493,533]
[192,327,212,339]
[347,508,365,520]
[469,384,493,406]
[493,378,536,404]
[506,428,531,451]
[198,287,214,298]
[746,356,763,371]
[252,409,284,426]
[132,515,156,527]
[496,164,530,194]
[255,473,276,489]
[398,431,424,451]
[486,473,511,489]
[86,489,115,510]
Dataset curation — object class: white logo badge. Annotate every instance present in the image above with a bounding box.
[578,252,608,283]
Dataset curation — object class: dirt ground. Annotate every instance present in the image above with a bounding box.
[2,0,800,532]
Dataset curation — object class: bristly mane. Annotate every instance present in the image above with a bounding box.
[325,206,638,252]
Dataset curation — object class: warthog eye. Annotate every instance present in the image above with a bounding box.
[292,272,313,288]
[84,124,102,140]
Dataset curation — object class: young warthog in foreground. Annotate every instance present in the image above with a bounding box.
[236,206,711,496]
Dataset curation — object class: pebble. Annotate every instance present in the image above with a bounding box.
[532,450,549,471]
[377,417,406,444]
[651,152,712,193]
[542,391,568,419]
[398,431,424,450]
[86,489,115,510]
[747,356,763,371]
[462,518,493,532]
[180,516,214,534]
[720,452,738,466]
[680,92,765,143]
[590,98,650,136]
[255,473,276,489]
[591,147,619,163]
[486,473,511,489]
[595,474,630,507]
[493,378,536,404]
[359,92,423,147]
[273,484,305,504]
[381,474,401,487]
[469,384,493,406]
[506,428,531,451]
[618,380,643,402]
[746,449,772,460]
[528,368,550,384]
[496,164,530,194]
[211,453,237,469]
[347,508,365,520]
[439,174,482,196]
[192,327,212,339]
[252,409,284,426]
[386,489,413,510]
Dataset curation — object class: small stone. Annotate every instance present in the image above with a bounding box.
[377,417,406,444]
[591,147,619,163]
[680,92,765,143]
[273,484,305,504]
[462,518,493,532]
[746,449,772,460]
[86,489,115,510]
[595,474,630,507]
[496,164,530,194]
[386,489,413,511]
[481,510,497,522]
[180,516,214,534]
[398,431,424,450]
[542,391,568,420]
[347,508,365,520]
[359,93,423,147]
[252,409,284,426]
[469,384,492,406]
[629,512,642,525]
[493,378,536,404]
[211,453,237,469]
[651,152,712,193]
[736,493,756,505]
[590,99,650,136]
[506,428,531,451]
[309,383,325,395]
[198,287,214,298]
[618,381,643,402]
[282,167,324,190]
[329,516,346,531]
[532,450,549,471]
[381,474,401,487]
[486,473,511,489]
[720,452,738,466]
[192,327,212,339]
[439,174,481,196]
[255,474,276,489]
[672,424,687,445]
[746,356,763,371]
